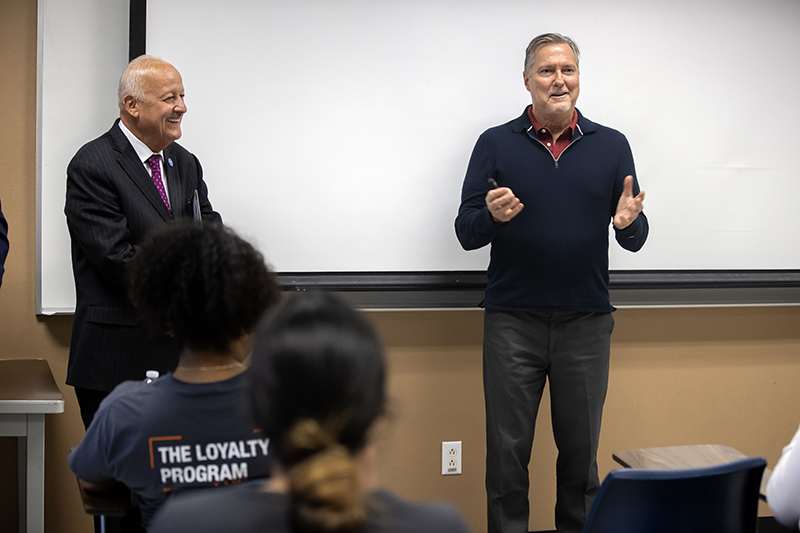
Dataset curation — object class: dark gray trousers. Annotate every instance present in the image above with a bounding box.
[484,310,614,533]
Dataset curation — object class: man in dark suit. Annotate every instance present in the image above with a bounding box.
[65,56,221,430]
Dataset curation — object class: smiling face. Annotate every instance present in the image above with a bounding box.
[122,62,186,152]
[524,43,580,120]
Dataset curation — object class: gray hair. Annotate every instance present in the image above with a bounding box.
[524,33,580,75]
[117,55,169,110]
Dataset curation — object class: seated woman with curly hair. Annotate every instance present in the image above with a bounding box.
[150,292,469,533]
[69,221,282,530]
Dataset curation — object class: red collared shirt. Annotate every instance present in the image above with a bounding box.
[526,107,578,159]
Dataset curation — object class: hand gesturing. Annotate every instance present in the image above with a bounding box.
[613,175,645,230]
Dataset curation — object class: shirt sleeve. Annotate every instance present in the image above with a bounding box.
[454,135,504,251]
[0,198,9,288]
[64,150,138,293]
[610,134,648,252]
[68,398,116,483]
[614,211,649,252]
[68,384,139,483]
[191,153,222,225]
[767,423,800,527]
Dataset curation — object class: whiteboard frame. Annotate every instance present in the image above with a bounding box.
[35,0,800,314]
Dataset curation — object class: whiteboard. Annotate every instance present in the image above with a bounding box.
[37,0,129,314]
[38,0,800,313]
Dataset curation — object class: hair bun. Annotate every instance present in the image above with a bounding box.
[283,419,336,462]
[287,424,366,532]
[289,444,361,505]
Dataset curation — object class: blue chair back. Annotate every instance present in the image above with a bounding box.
[583,456,766,533]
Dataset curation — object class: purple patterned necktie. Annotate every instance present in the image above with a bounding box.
[147,154,172,218]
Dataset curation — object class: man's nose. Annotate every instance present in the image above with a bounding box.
[175,96,187,113]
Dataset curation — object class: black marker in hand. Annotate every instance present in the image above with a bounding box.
[485,178,523,223]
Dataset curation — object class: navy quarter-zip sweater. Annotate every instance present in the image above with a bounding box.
[455,108,648,313]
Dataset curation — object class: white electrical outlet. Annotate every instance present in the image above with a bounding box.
[442,441,462,475]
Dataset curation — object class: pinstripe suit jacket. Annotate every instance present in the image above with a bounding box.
[64,119,221,391]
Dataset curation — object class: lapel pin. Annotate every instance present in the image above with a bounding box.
[168,158,174,167]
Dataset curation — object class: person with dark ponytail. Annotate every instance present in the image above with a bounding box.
[150,292,469,533]
[69,220,282,530]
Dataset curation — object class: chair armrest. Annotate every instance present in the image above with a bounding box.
[76,477,134,517]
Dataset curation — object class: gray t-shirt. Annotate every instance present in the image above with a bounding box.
[69,372,271,528]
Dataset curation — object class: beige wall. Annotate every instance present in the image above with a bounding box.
[371,307,800,531]
[2,1,799,531]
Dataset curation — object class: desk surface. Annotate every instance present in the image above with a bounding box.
[0,359,64,414]
[613,444,771,499]
[613,444,748,470]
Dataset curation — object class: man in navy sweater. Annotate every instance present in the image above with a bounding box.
[455,33,648,533]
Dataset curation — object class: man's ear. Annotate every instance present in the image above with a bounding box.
[122,94,139,118]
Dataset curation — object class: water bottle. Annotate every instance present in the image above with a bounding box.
[144,370,159,384]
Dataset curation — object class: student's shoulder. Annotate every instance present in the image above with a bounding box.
[371,490,470,533]
[97,378,171,417]
[106,378,152,400]
[150,482,285,533]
